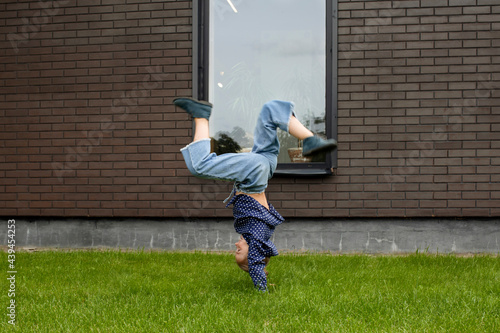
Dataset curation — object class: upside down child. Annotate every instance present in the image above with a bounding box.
[174,97,337,291]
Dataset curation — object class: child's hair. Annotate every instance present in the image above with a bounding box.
[236,257,270,275]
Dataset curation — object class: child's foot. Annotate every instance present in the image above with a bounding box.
[302,136,337,157]
[173,97,212,120]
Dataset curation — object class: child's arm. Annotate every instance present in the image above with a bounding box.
[248,259,267,291]
[246,239,269,292]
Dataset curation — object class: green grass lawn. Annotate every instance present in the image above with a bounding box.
[0,250,498,332]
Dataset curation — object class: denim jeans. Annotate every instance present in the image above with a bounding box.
[180,100,296,194]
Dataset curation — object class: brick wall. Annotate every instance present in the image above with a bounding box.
[335,0,499,217]
[0,0,194,217]
[0,0,499,218]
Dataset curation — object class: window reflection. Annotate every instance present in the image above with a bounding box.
[209,0,326,163]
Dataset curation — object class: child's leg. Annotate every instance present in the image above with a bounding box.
[177,98,271,194]
[289,116,314,140]
[251,100,313,175]
[181,139,271,194]
[252,100,294,157]
[193,118,210,142]
[241,101,319,208]
[251,99,336,173]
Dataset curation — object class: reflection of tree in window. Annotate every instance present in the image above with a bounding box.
[212,127,249,154]
[212,134,242,155]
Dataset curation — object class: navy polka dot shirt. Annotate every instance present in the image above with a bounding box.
[226,194,284,291]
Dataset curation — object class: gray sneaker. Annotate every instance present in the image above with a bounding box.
[173,97,212,120]
[302,136,337,157]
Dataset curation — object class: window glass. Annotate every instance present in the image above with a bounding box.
[208,0,326,163]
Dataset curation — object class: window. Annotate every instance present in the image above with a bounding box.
[194,0,337,175]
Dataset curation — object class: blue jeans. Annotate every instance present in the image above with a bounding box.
[181,100,296,194]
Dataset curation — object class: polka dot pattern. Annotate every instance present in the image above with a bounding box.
[226,194,284,291]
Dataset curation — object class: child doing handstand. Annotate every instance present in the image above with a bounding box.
[174,98,337,291]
